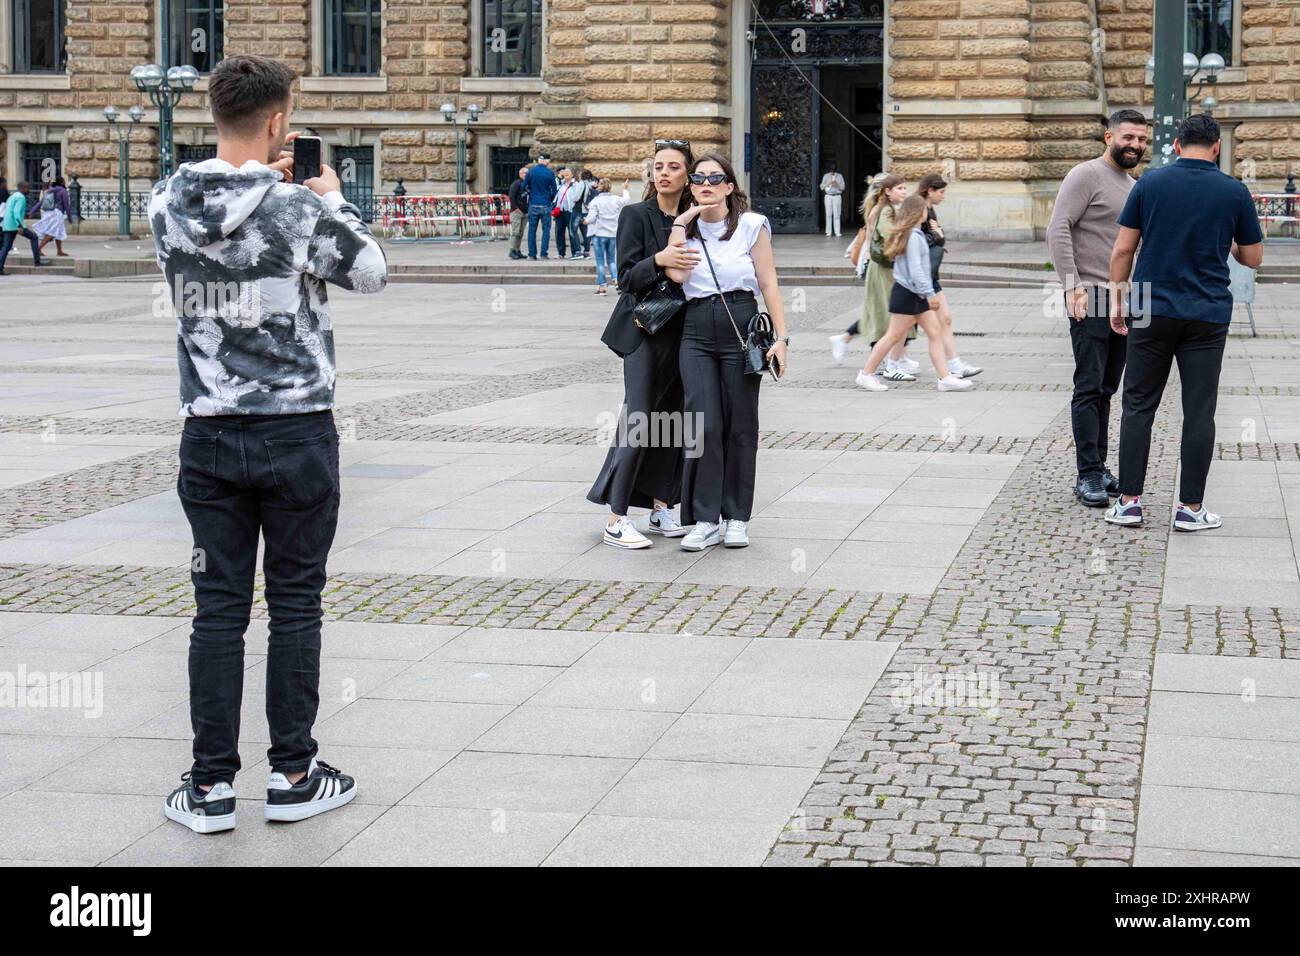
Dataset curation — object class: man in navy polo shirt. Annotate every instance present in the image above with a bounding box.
[1105,113,1263,531]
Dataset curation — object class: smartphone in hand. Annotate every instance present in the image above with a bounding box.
[292,136,322,185]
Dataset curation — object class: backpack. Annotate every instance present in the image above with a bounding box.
[40,190,56,212]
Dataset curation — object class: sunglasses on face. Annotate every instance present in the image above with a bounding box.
[655,139,691,150]
[689,172,727,186]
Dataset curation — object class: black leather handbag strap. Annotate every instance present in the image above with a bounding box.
[698,233,749,352]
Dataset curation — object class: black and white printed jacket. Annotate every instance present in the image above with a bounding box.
[149,157,388,417]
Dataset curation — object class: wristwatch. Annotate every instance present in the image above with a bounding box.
[776,336,790,345]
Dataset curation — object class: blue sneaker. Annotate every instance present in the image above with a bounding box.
[1173,503,1222,532]
[1104,496,1143,526]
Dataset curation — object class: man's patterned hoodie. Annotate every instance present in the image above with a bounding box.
[149,158,388,416]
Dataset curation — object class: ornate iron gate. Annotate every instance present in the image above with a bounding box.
[748,1,884,233]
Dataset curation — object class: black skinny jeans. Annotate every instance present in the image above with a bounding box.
[1067,289,1127,479]
[1118,314,1229,503]
[680,293,762,525]
[178,411,341,786]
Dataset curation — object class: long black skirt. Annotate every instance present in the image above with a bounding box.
[587,316,685,514]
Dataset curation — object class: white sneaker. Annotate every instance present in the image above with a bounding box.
[680,521,721,551]
[958,361,983,378]
[856,371,888,391]
[604,515,652,549]
[723,519,749,548]
[937,375,973,391]
[897,356,920,373]
[1172,503,1222,532]
[828,334,848,366]
[265,759,357,823]
[881,366,917,382]
[647,507,687,537]
[163,775,236,834]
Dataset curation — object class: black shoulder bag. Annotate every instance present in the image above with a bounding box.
[632,275,687,335]
[698,233,780,382]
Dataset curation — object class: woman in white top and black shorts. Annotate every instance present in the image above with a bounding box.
[664,153,788,551]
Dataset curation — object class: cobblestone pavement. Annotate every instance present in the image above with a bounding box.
[1,278,1298,866]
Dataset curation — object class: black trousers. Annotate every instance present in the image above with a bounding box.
[178,411,341,786]
[1118,314,1229,503]
[555,210,571,256]
[588,315,685,514]
[1068,296,1128,479]
[680,294,762,525]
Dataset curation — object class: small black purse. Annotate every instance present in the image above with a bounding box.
[699,236,780,381]
[632,277,686,335]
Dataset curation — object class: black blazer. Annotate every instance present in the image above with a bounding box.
[600,199,675,357]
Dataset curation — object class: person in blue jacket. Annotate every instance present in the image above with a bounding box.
[524,154,559,259]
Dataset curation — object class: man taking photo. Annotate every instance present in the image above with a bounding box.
[1106,113,1263,531]
[1047,108,1148,507]
[149,54,388,833]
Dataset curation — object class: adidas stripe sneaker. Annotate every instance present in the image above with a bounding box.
[163,772,237,834]
[265,758,357,823]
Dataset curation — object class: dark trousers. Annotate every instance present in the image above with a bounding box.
[0,227,41,270]
[178,411,341,786]
[555,210,572,256]
[587,315,685,514]
[526,204,551,257]
[1068,305,1127,479]
[680,294,762,525]
[1118,314,1229,503]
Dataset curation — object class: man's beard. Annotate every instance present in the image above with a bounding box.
[1111,144,1143,169]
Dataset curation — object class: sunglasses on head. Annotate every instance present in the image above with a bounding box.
[689,172,727,186]
[655,139,691,150]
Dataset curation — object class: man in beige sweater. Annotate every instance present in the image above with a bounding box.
[1047,108,1149,507]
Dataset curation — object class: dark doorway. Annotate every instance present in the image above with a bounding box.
[748,2,885,234]
[819,65,883,233]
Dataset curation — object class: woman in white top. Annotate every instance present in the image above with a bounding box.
[583,178,627,295]
[664,153,788,551]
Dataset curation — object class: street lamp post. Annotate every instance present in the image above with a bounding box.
[1147,0,1226,170]
[1148,0,1188,170]
[129,63,199,180]
[103,104,145,237]
[440,103,482,194]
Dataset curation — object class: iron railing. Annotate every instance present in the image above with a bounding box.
[67,180,403,224]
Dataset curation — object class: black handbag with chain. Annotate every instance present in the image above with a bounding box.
[698,235,780,381]
[632,276,687,335]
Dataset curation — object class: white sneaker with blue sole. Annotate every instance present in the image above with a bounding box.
[1173,504,1222,532]
[1104,496,1143,526]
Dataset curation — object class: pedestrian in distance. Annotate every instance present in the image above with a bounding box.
[524,154,558,259]
[585,177,628,295]
[0,181,46,274]
[820,160,846,237]
[916,173,982,380]
[855,194,972,392]
[507,164,529,260]
[34,176,72,258]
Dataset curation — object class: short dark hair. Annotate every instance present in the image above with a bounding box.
[1108,108,1147,131]
[1178,112,1221,148]
[208,55,296,136]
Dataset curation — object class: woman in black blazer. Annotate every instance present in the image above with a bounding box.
[587,141,701,549]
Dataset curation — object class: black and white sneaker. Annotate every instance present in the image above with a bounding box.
[163,772,237,834]
[265,758,357,822]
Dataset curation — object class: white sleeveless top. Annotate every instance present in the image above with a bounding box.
[681,210,771,301]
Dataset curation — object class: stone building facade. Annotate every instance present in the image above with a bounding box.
[0,0,1295,237]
